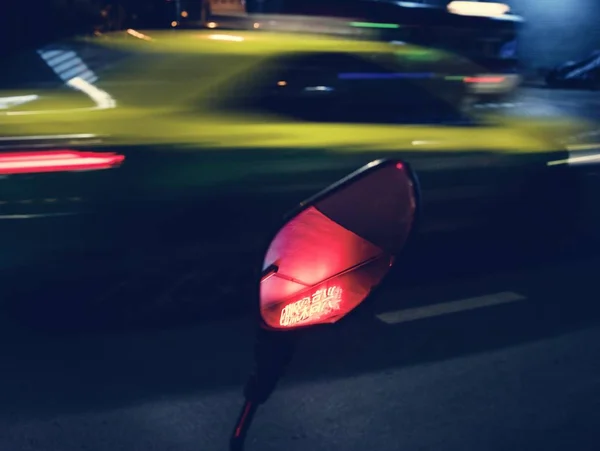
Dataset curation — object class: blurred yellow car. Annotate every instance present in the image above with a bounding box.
[0,19,590,324]
[0,21,587,225]
[0,21,587,241]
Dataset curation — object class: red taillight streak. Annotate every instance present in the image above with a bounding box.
[464,76,506,84]
[0,150,125,174]
[0,153,76,162]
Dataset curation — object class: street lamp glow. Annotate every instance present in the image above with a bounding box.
[447,1,510,17]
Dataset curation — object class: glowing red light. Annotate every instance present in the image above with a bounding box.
[0,150,125,175]
[464,76,506,84]
[396,162,404,170]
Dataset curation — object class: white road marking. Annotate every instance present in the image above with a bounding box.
[376,291,526,324]
[548,142,600,166]
[0,95,39,110]
[44,50,77,67]
[38,48,97,84]
[6,77,116,116]
[548,153,600,166]
[3,48,109,116]
[66,77,116,110]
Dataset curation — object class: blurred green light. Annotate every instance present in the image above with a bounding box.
[349,22,400,29]
[396,49,441,62]
[444,76,465,81]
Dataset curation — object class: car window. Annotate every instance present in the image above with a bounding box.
[217,51,471,125]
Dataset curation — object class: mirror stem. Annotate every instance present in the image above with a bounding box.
[230,327,297,451]
[230,399,258,451]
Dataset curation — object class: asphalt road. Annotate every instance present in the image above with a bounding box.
[1,240,600,451]
[1,87,600,451]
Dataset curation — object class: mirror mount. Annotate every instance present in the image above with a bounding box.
[230,327,297,451]
[260,264,280,283]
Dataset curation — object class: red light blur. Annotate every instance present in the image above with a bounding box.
[260,206,383,307]
[396,162,404,170]
[0,150,125,175]
[464,76,506,84]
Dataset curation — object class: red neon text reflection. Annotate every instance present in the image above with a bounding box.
[280,286,343,327]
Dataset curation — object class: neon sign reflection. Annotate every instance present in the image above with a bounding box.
[280,286,343,327]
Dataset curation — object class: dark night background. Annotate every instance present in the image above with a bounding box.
[1,2,600,451]
[3,1,600,70]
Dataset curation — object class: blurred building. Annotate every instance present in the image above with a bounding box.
[0,0,179,59]
[505,0,600,70]
[424,0,600,70]
[1,0,99,58]
[258,0,600,70]
[3,0,600,71]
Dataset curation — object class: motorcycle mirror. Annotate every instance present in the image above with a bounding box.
[259,159,418,330]
[230,159,418,451]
